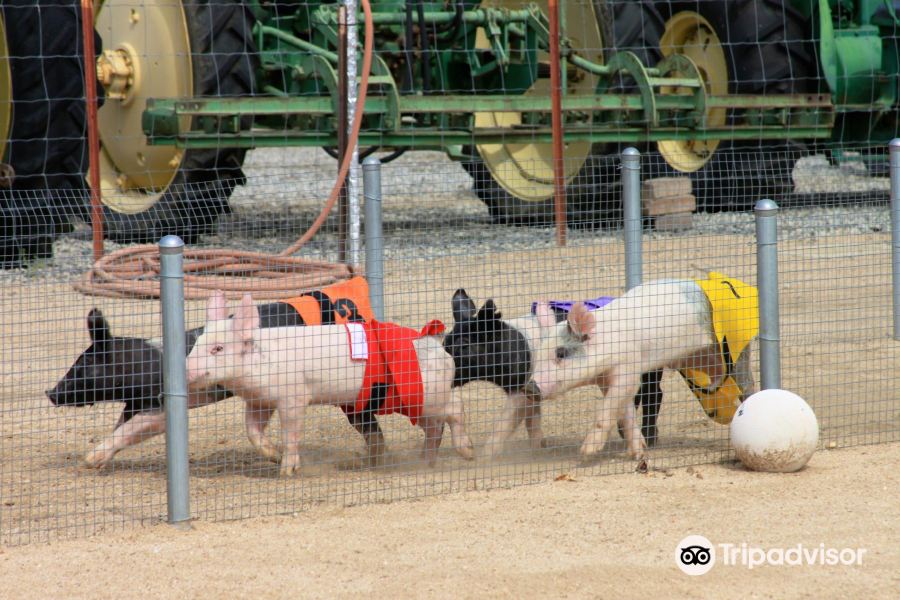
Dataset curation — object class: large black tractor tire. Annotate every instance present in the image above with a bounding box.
[577,0,672,226]
[0,0,103,267]
[100,0,257,244]
[668,0,820,210]
[464,0,667,228]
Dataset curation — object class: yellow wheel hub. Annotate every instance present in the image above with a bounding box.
[0,14,12,166]
[658,11,728,172]
[474,1,603,202]
[94,0,192,213]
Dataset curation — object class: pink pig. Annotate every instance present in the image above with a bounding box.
[526,280,728,461]
[186,291,474,476]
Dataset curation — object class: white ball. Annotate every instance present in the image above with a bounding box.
[730,389,819,472]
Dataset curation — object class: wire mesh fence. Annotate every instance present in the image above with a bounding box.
[1,0,899,545]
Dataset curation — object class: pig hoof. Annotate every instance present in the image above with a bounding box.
[580,429,608,457]
[83,450,110,469]
[456,444,475,461]
[629,444,648,460]
[264,452,281,464]
[579,441,601,458]
[279,459,301,477]
[630,450,647,462]
[256,444,281,463]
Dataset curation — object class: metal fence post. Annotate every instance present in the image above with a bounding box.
[755,199,781,390]
[363,156,385,321]
[159,235,191,528]
[890,139,900,340]
[345,0,361,266]
[622,147,643,291]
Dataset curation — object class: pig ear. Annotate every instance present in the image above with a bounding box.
[233,294,260,343]
[535,302,556,329]
[476,298,501,321]
[567,303,596,339]
[206,290,228,322]
[87,308,111,345]
[452,289,477,323]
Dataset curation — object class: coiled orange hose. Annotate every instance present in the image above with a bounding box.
[76,0,376,300]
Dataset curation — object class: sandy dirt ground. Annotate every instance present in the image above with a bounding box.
[0,442,897,599]
[1,180,898,597]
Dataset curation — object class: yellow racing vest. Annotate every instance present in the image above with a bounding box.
[680,272,759,424]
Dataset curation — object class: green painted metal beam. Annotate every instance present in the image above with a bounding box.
[148,93,831,116]
[147,125,832,150]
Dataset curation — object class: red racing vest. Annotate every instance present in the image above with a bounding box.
[351,319,445,425]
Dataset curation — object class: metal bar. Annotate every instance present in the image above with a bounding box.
[549,0,566,246]
[346,0,361,267]
[150,126,834,149]
[622,148,642,291]
[342,8,534,26]
[890,139,900,340]
[337,6,349,264]
[363,157,385,321]
[568,53,611,76]
[80,0,103,261]
[755,199,781,390]
[255,24,338,63]
[157,93,831,116]
[159,235,191,528]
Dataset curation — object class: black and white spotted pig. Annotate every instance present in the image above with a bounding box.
[442,289,663,457]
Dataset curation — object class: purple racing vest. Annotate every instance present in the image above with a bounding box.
[531,296,615,316]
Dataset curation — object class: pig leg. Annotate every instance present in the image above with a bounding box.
[733,346,757,401]
[619,398,647,460]
[341,404,386,468]
[275,395,309,477]
[638,369,663,446]
[421,419,446,467]
[84,411,167,468]
[581,367,641,458]
[521,392,547,450]
[484,393,530,458]
[244,402,280,462]
[445,391,475,461]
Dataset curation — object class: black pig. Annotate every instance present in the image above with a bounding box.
[442,289,663,457]
[47,305,384,468]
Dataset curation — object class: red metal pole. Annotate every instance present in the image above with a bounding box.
[548,0,566,247]
[80,0,103,261]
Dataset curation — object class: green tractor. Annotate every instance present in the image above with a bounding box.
[1,1,898,266]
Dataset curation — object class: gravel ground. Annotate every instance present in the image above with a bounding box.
[0,149,893,285]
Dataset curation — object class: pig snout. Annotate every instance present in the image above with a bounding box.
[186,354,219,388]
[45,379,94,407]
[186,363,208,386]
[45,386,65,406]
[44,386,63,406]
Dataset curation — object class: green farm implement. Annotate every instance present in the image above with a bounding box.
[1,0,899,263]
